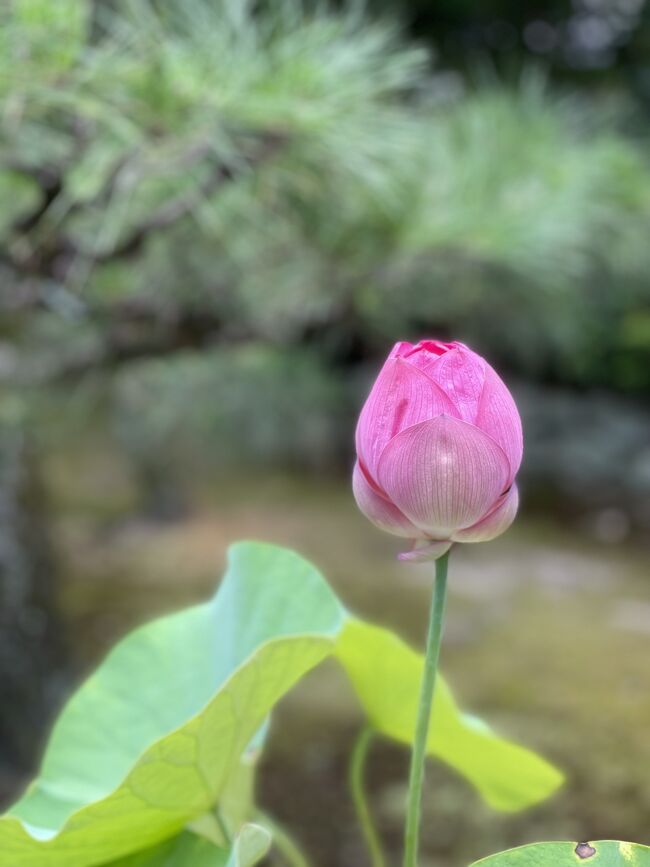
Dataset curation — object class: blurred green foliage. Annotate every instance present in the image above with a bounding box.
[1,0,649,465]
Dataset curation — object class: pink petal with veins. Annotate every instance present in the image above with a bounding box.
[392,339,454,366]
[452,484,519,543]
[475,366,523,481]
[425,345,487,423]
[355,358,457,479]
[398,540,453,562]
[352,461,427,539]
[377,415,510,538]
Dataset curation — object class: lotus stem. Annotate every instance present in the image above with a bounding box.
[403,550,450,867]
[349,726,386,867]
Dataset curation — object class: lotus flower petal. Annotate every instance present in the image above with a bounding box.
[475,366,523,481]
[353,339,522,556]
[392,340,453,375]
[452,484,519,543]
[377,415,511,538]
[397,540,453,562]
[426,345,487,423]
[352,461,426,539]
[356,358,457,479]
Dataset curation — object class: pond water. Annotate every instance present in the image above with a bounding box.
[50,470,650,867]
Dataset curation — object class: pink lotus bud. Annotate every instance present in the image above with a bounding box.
[353,340,522,561]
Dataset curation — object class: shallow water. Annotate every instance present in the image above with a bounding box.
[49,470,650,866]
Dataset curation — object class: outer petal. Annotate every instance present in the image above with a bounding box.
[377,415,511,538]
[475,366,523,481]
[451,484,519,543]
[356,358,458,479]
[426,345,487,423]
[352,461,427,539]
[397,540,452,562]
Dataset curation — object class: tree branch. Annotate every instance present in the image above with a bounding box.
[0,294,236,385]
[9,164,63,235]
[91,131,287,263]
[6,287,366,387]
[3,131,288,283]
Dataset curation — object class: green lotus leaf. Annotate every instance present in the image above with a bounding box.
[106,825,270,866]
[471,841,650,867]
[0,542,562,866]
[336,619,563,811]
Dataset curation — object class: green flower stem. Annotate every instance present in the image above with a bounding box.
[255,810,312,867]
[349,726,386,867]
[403,550,450,867]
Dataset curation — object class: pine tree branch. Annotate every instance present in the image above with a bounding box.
[3,130,288,283]
[91,131,286,263]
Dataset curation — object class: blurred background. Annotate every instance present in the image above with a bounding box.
[1,0,650,864]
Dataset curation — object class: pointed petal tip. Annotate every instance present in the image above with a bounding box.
[398,540,452,563]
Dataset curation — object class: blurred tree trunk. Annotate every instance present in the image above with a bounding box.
[0,426,67,805]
